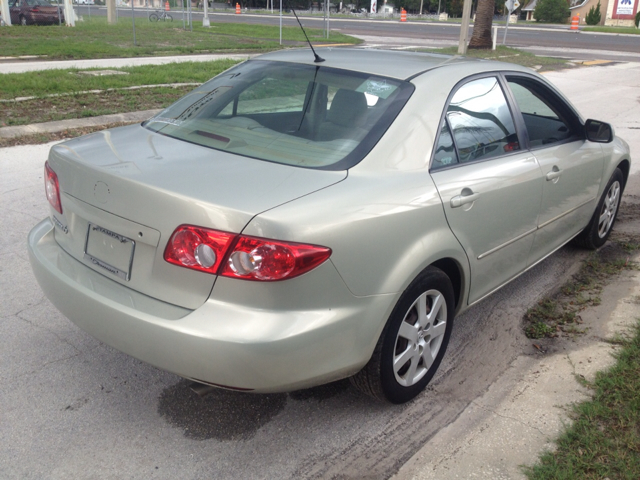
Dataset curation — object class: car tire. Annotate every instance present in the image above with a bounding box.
[20,15,27,25]
[350,266,455,404]
[574,168,623,250]
[149,13,159,21]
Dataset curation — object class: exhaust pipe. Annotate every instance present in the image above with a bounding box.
[189,381,218,397]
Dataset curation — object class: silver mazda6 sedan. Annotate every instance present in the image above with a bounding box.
[28,49,631,403]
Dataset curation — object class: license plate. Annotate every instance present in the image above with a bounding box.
[84,223,135,281]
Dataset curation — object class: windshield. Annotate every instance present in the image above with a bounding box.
[144,60,413,170]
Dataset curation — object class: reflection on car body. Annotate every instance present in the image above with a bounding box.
[28,49,631,404]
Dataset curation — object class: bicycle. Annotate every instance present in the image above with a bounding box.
[149,9,173,21]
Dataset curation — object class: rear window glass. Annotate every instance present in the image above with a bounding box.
[144,60,413,170]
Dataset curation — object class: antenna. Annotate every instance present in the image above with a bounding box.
[290,7,325,63]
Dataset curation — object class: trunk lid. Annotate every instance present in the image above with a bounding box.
[48,124,346,309]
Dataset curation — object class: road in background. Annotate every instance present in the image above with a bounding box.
[72,7,640,62]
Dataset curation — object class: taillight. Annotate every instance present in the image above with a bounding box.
[221,235,331,281]
[164,225,235,274]
[44,161,62,214]
[163,225,331,281]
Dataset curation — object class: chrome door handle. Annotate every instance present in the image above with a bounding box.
[546,166,562,181]
[451,189,480,208]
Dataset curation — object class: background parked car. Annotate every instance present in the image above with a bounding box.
[9,0,64,25]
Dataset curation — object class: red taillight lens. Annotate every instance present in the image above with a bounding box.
[221,235,331,281]
[44,161,62,214]
[164,225,235,274]
[503,142,520,152]
[164,225,331,281]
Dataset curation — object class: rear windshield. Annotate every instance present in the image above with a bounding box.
[144,60,413,170]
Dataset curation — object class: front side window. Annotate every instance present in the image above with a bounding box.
[144,60,413,170]
[506,76,580,148]
[446,77,520,165]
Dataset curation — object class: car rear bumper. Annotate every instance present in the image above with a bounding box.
[28,218,394,392]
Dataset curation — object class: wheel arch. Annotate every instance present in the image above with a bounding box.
[430,257,464,312]
[617,159,630,190]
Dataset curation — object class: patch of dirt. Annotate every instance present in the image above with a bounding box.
[0,86,192,128]
[0,123,136,148]
[524,199,640,341]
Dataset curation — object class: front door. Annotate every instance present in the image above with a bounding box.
[504,75,604,263]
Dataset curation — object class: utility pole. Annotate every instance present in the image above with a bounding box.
[457,0,472,54]
[1,0,13,25]
[107,0,116,24]
[203,0,210,26]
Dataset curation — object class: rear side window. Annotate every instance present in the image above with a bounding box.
[432,77,520,170]
[506,76,581,148]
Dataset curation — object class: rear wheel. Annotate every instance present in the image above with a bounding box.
[149,13,159,21]
[350,266,455,404]
[574,168,623,250]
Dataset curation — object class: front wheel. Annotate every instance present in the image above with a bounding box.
[149,13,159,21]
[350,266,455,404]
[165,13,173,21]
[20,15,27,25]
[574,168,623,250]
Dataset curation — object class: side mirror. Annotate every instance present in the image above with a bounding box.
[585,119,614,143]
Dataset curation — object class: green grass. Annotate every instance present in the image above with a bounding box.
[523,320,640,479]
[426,46,569,71]
[0,60,239,99]
[583,26,640,34]
[0,16,359,59]
[0,60,242,126]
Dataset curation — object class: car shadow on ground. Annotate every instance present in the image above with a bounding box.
[157,378,352,441]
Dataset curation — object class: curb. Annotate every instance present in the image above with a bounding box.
[0,109,161,139]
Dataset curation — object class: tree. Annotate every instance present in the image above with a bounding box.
[468,0,495,49]
[585,0,601,25]
[533,0,570,23]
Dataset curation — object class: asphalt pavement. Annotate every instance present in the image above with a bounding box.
[1,50,639,479]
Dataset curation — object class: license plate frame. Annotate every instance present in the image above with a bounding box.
[84,223,136,281]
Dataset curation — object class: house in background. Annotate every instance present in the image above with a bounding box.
[521,0,637,25]
[521,0,536,20]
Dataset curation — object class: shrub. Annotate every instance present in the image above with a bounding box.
[534,0,570,23]
[585,0,601,25]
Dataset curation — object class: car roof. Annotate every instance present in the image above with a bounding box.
[252,48,532,81]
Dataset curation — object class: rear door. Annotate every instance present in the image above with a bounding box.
[430,75,543,305]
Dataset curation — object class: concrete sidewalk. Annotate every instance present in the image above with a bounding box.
[0,53,254,74]
[0,109,161,139]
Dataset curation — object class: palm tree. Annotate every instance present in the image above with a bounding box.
[468,0,495,49]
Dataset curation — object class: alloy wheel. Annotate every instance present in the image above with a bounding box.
[393,289,447,387]
[598,180,621,238]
